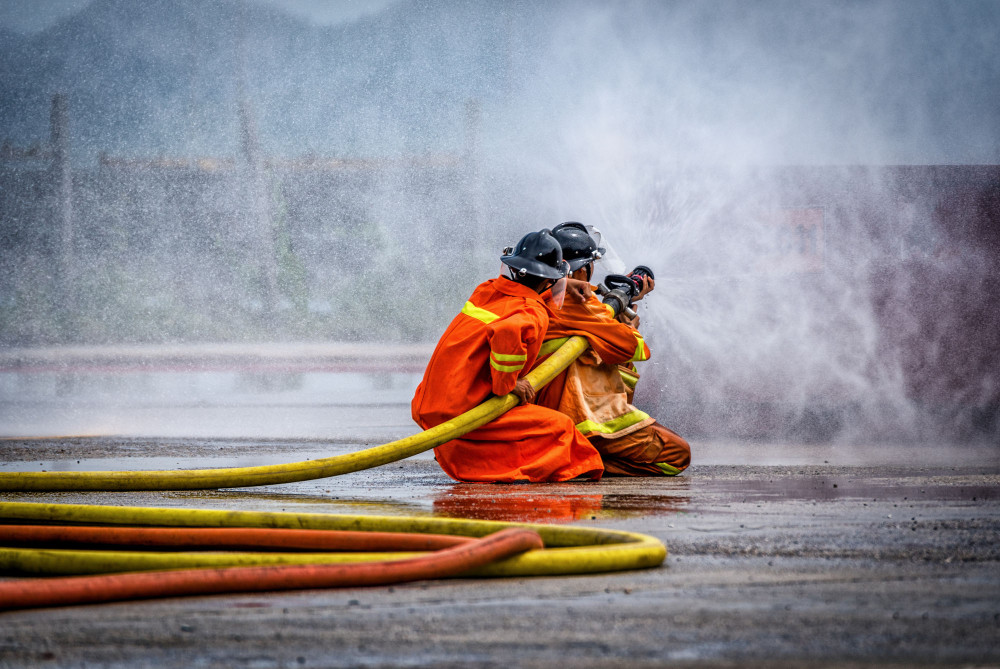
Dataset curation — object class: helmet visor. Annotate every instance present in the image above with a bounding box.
[585,225,606,259]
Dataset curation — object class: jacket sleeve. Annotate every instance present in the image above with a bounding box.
[625,326,650,363]
[547,296,650,365]
[486,304,547,396]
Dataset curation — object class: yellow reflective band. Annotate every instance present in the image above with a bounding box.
[629,333,648,362]
[604,303,616,318]
[575,409,650,435]
[461,301,499,324]
[490,359,524,373]
[491,352,527,362]
[655,462,683,476]
[619,368,639,389]
[538,337,569,358]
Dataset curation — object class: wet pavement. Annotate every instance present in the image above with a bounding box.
[1,434,998,668]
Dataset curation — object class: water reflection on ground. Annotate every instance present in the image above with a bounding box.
[168,481,694,525]
[431,481,692,523]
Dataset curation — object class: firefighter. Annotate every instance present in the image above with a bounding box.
[533,222,691,476]
[411,229,604,483]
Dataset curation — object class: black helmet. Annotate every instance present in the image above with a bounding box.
[501,229,569,281]
[552,222,606,272]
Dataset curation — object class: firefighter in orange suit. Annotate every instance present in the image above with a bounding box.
[533,222,691,476]
[411,229,605,483]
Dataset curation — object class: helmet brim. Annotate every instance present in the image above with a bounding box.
[501,255,569,280]
[565,247,606,272]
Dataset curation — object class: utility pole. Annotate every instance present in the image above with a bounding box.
[464,98,485,255]
[235,1,278,329]
[50,93,75,328]
[239,97,279,324]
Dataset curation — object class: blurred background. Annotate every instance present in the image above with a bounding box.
[1,0,998,446]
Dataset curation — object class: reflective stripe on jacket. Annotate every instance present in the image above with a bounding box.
[412,277,550,430]
[537,290,649,365]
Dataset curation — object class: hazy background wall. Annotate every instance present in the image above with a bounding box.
[1,0,998,444]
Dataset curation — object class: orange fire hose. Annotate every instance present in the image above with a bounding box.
[0,527,542,610]
[0,524,470,552]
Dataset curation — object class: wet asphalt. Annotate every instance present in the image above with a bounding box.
[1,435,998,668]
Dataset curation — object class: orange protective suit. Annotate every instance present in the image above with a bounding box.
[411,277,604,483]
[533,289,691,476]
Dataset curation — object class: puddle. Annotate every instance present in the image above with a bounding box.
[430,484,692,523]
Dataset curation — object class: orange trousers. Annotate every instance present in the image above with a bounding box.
[590,421,691,476]
[431,404,604,483]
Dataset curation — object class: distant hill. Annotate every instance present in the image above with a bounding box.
[0,0,530,164]
[2,0,999,166]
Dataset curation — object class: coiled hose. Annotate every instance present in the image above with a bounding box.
[0,502,667,610]
[0,525,543,610]
[0,501,666,577]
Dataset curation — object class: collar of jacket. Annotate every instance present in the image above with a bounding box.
[492,276,547,302]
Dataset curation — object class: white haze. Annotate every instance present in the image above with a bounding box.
[479,1,998,444]
[1,0,997,445]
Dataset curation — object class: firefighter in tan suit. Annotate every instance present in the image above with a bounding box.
[533,222,691,476]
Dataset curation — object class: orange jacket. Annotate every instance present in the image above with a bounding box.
[534,289,654,439]
[412,276,550,428]
[539,288,649,366]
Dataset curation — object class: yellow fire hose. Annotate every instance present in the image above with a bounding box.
[0,336,589,492]
[0,502,666,578]
[0,336,668,598]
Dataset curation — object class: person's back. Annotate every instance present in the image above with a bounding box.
[411,229,604,483]
[412,276,548,428]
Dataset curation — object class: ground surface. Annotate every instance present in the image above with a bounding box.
[1,435,998,668]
